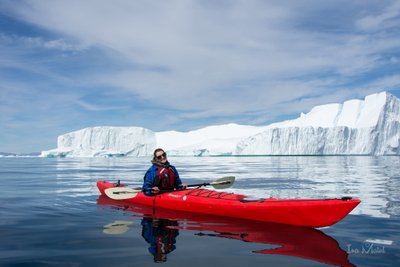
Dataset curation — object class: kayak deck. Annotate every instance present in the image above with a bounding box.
[97,180,360,228]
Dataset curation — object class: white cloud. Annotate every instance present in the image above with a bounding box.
[75,100,130,112]
[2,0,400,124]
[356,0,400,31]
[0,33,86,51]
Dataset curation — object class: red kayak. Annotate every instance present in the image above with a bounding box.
[97,195,356,267]
[97,180,360,228]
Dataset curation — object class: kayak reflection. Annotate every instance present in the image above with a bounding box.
[97,195,355,267]
[141,217,179,263]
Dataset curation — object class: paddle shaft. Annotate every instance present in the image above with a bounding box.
[157,180,231,193]
[186,182,211,188]
[141,181,230,194]
[186,180,231,188]
[156,183,203,194]
[105,176,235,200]
[131,180,230,192]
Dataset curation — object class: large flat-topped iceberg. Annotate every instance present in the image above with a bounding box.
[237,92,400,155]
[41,127,156,157]
[41,124,266,157]
[41,91,400,157]
[268,92,387,128]
[156,124,268,156]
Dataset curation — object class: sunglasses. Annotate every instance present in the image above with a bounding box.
[156,152,167,160]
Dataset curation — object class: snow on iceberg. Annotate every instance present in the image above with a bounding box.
[41,91,400,157]
[41,126,156,157]
[266,91,387,128]
[156,123,268,156]
[42,124,266,157]
[236,92,400,155]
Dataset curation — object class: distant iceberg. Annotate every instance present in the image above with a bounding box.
[41,127,156,157]
[156,123,268,156]
[0,152,40,157]
[41,91,400,157]
[236,92,400,155]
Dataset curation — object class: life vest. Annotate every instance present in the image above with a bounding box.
[154,166,176,190]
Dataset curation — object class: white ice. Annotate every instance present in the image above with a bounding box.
[41,91,400,157]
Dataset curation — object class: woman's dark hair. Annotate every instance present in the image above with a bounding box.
[153,148,165,160]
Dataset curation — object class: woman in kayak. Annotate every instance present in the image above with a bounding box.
[143,148,186,195]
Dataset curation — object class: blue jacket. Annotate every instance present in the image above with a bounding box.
[143,164,183,196]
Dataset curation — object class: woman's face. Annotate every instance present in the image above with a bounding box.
[155,150,167,164]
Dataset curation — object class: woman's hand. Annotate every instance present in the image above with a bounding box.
[151,186,160,194]
[181,183,187,189]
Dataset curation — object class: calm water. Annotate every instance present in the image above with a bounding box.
[0,156,399,267]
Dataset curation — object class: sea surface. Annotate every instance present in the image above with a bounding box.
[0,156,399,267]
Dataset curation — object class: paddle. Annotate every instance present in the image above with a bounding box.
[103,220,134,235]
[105,176,235,200]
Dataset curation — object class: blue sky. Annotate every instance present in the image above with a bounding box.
[1,0,400,153]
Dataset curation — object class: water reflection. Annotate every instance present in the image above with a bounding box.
[141,218,179,263]
[178,156,400,218]
[97,195,356,266]
[53,156,400,218]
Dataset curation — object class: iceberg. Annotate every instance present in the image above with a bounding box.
[41,127,156,157]
[156,123,268,156]
[41,124,266,157]
[236,92,400,155]
[41,91,400,157]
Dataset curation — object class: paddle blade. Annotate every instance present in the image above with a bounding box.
[105,187,141,200]
[210,176,235,189]
[103,220,134,235]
